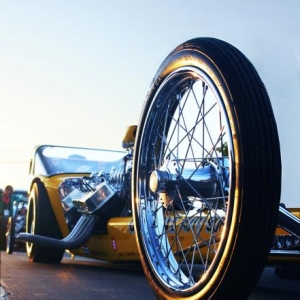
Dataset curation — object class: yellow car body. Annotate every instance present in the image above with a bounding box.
[25,144,299,265]
[27,144,136,262]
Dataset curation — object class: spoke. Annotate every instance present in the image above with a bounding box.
[165,102,218,163]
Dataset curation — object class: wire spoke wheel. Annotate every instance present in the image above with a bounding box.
[132,38,281,300]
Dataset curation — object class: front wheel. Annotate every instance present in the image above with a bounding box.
[132,37,281,299]
[26,181,65,263]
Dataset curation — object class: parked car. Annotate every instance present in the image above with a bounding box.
[0,189,28,251]
[18,38,300,300]
[6,190,28,253]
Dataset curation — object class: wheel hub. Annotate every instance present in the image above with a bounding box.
[149,170,172,193]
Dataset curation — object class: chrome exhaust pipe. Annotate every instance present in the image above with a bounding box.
[277,205,300,238]
[17,214,97,250]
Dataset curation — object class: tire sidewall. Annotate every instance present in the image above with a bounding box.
[26,184,37,259]
[26,181,64,263]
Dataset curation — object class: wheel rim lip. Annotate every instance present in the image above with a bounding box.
[135,66,236,292]
[26,196,35,251]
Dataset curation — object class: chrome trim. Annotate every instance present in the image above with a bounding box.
[270,250,300,257]
[277,205,300,238]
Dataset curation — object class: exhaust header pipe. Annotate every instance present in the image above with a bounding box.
[277,205,300,238]
[17,214,97,250]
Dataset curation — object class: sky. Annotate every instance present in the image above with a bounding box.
[0,1,299,207]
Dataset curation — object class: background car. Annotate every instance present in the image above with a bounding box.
[5,190,28,253]
[0,189,28,251]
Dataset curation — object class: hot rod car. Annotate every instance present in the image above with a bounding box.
[18,37,300,300]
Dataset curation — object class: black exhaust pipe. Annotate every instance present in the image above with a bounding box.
[17,214,97,250]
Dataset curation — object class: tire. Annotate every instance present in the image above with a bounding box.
[0,215,9,250]
[6,217,15,254]
[132,37,281,300]
[26,181,65,263]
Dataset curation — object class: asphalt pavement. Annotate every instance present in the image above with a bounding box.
[248,265,300,300]
[0,251,299,300]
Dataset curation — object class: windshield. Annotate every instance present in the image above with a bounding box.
[12,190,28,203]
[32,145,125,176]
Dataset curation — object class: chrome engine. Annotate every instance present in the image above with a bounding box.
[58,152,133,232]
